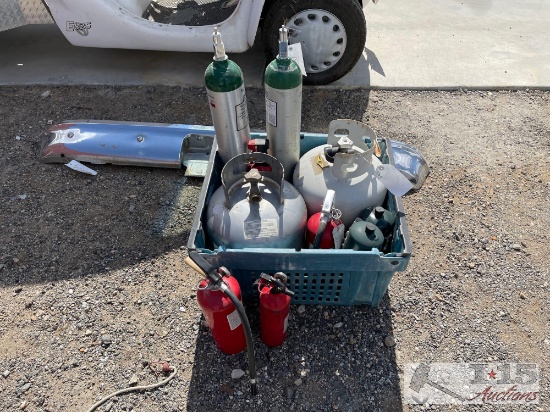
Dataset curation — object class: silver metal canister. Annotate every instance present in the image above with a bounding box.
[205,29,251,164]
[264,26,303,180]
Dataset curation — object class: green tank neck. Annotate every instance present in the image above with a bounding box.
[205,59,244,92]
[264,57,302,90]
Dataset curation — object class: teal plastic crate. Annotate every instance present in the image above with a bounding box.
[187,132,411,307]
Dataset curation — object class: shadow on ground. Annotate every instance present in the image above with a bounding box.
[187,295,402,412]
[0,86,374,288]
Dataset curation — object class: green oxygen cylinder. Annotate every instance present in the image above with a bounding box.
[205,28,251,164]
[363,206,395,237]
[343,222,384,251]
[264,25,302,180]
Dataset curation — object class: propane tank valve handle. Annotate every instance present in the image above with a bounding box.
[244,168,263,203]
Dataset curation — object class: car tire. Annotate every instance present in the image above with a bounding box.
[261,0,366,85]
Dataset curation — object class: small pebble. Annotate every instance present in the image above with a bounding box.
[128,374,139,386]
[101,334,113,347]
[297,305,306,314]
[512,244,521,251]
[519,292,526,299]
[231,369,245,380]
[3,370,9,378]
[14,286,23,294]
[19,383,31,393]
[333,322,343,328]
[384,336,396,347]
[294,378,302,386]
[41,91,51,98]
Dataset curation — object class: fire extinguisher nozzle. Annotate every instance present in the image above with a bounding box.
[187,251,222,285]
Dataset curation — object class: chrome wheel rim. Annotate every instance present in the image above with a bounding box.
[287,9,347,74]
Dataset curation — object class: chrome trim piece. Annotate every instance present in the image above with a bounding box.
[39,121,429,190]
[389,140,430,190]
[40,121,215,169]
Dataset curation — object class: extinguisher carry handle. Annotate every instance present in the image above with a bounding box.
[281,286,295,297]
[259,273,295,297]
[187,251,223,285]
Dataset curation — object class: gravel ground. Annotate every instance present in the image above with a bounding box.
[0,86,548,412]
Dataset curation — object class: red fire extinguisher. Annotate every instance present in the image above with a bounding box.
[196,267,247,355]
[305,190,345,249]
[258,273,295,347]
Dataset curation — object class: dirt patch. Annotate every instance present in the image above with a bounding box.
[0,86,548,411]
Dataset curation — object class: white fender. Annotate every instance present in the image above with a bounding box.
[246,0,266,47]
[45,0,255,52]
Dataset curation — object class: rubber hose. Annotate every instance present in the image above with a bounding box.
[312,218,329,249]
[220,282,258,396]
[85,367,177,412]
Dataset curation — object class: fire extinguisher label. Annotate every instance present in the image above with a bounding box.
[243,219,278,239]
[227,309,242,330]
[284,315,289,333]
[266,98,277,127]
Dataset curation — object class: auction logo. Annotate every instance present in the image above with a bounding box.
[404,363,539,404]
[66,21,92,36]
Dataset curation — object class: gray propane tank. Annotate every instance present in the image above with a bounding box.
[206,153,307,249]
[292,120,387,228]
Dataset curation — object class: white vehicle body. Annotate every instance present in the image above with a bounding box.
[1,0,370,84]
[1,0,261,51]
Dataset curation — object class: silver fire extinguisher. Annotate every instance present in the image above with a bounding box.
[205,29,251,164]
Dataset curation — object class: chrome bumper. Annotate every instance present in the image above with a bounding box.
[40,120,215,169]
[40,120,429,189]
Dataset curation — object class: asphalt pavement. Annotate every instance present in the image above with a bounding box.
[0,0,548,89]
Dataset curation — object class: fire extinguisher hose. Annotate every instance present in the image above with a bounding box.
[218,281,258,396]
[186,251,258,396]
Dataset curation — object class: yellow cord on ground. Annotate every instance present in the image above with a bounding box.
[85,367,177,412]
